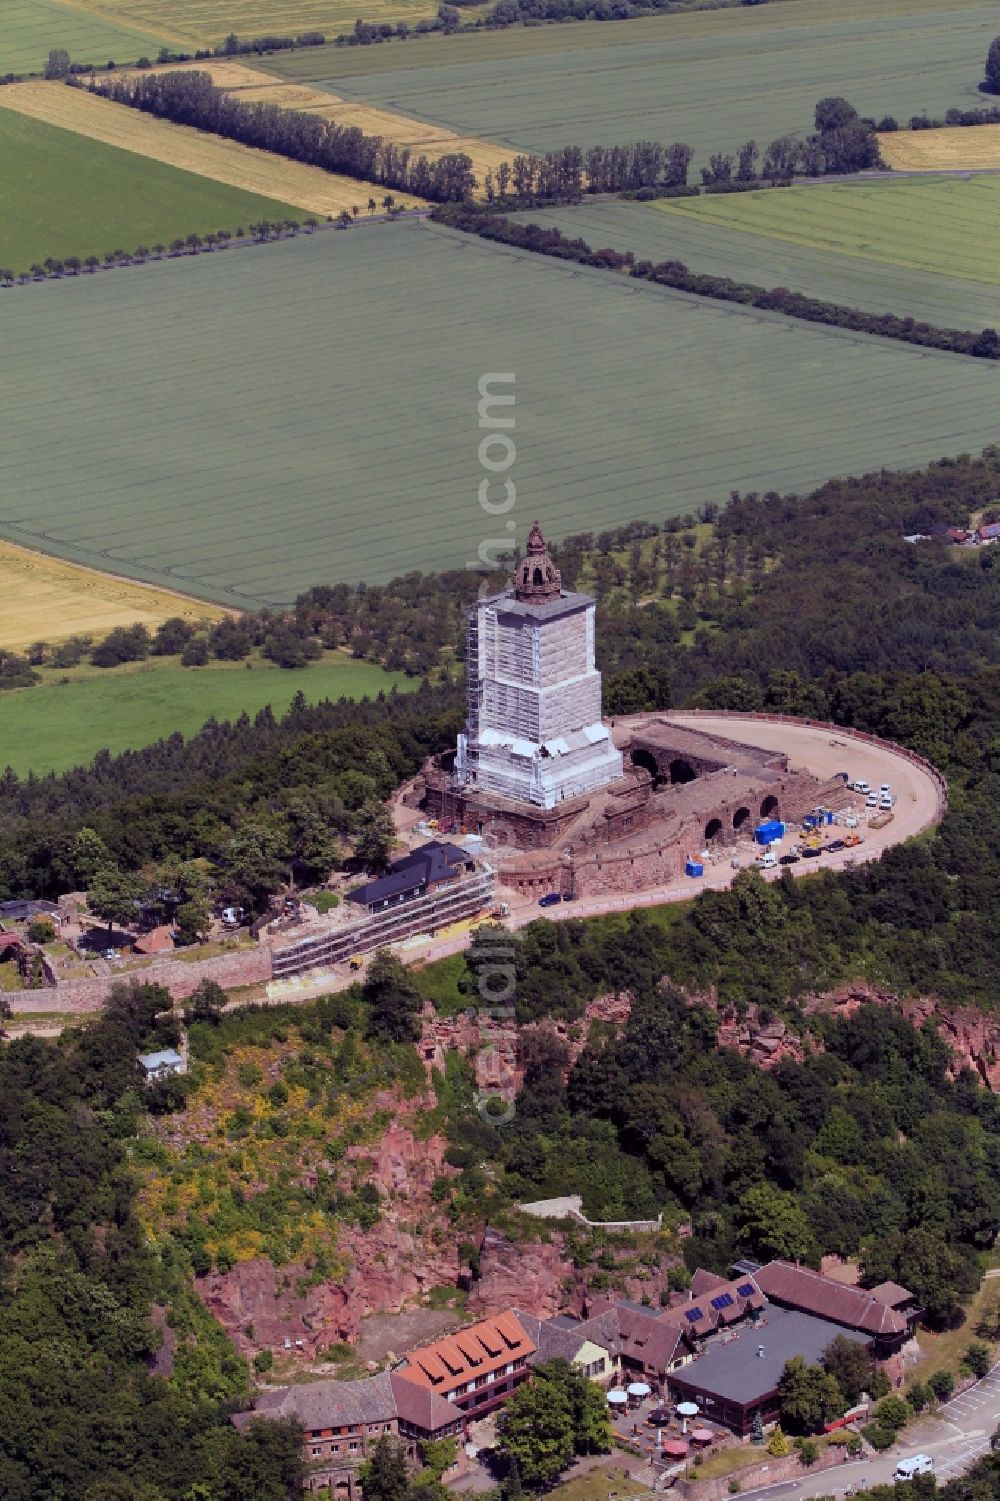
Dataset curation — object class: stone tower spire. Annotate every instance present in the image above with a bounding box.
[514,520,561,604]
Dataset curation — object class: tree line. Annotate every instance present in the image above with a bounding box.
[87,70,479,202]
[432,206,1000,358]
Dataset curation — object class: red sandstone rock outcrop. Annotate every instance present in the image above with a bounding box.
[468,1227,579,1320]
[800,982,1000,1089]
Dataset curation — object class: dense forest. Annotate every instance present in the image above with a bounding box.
[451,925,1000,1314]
[0,981,303,1498]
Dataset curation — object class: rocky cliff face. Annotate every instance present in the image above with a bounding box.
[469,1227,579,1320]
[802,982,1000,1089]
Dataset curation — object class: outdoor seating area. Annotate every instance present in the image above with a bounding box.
[606,1390,729,1469]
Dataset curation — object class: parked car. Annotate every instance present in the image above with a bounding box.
[779,854,800,865]
[538,892,562,907]
[879,783,892,797]
[826,839,846,851]
[801,847,822,858]
[866,792,879,808]
[880,793,896,809]
[894,1457,933,1482]
[852,780,871,795]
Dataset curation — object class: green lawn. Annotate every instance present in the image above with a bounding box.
[0,0,168,76]
[0,653,415,776]
[512,190,1000,329]
[547,1463,649,1501]
[5,218,1000,607]
[306,0,996,164]
[0,110,305,270]
[663,176,1000,287]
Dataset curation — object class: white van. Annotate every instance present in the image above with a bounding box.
[756,851,777,869]
[852,780,871,796]
[894,1456,934,1482]
[880,794,896,810]
[867,792,879,808]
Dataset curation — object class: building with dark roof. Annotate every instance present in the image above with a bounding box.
[659,1274,766,1342]
[346,842,474,915]
[515,1310,613,1381]
[752,1261,913,1354]
[235,1369,465,1497]
[667,1307,870,1436]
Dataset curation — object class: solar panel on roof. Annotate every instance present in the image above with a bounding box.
[710,1293,734,1310]
[737,1282,755,1297]
[684,1307,704,1323]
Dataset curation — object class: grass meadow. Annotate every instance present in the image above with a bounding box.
[0,541,225,651]
[0,653,414,776]
[0,83,413,215]
[313,0,996,164]
[5,219,1000,607]
[512,196,1000,330]
[0,108,311,268]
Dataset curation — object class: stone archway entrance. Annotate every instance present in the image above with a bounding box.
[733,806,751,832]
[705,817,724,843]
[670,758,697,785]
[631,748,661,786]
[760,794,780,819]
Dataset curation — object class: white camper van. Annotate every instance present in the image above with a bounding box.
[894,1455,934,1482]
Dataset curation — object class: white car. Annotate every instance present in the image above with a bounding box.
[880,794,896,809]
[866,793,879,808]
[852,780,871,796]
[879,783,891,797]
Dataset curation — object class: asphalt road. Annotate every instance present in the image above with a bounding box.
[735,1366,1000,1501]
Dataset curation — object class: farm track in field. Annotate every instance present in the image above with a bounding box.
[0,82,423,214]
[4,220,1000,607]
[511,195,1000,330]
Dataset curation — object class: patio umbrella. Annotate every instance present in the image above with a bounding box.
[661,1440,689,1458]
[691,1429,715,1444]
[676,1401,699,1434]
[607,1390,629,1406]
[628,1383,652,1399]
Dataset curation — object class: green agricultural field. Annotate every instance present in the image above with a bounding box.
[5,218,1000,608]
[314,0,996,163]
[664,176,1000,286]
[513,185,1000,329]
[0,109,306,269]
[0,653,414,776]
[0,0,168,77]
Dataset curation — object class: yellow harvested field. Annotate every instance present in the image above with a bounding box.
[878,125,1000,171]
[116,59,517,184]
[0,82,425,214]
[0,542,226,651]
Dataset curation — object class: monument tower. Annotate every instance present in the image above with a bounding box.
[455,521,623,808]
